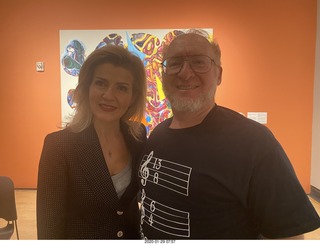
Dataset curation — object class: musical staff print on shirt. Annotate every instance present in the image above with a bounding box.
[139,151,192,238]
[141,192,190,237]
[139,151,192,196]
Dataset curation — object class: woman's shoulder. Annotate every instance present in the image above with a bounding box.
[44,127,79,144]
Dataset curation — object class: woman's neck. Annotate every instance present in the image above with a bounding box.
[93,120,121,139]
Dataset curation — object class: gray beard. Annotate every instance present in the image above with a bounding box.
[164,88,215,113]
[168,96,204,112]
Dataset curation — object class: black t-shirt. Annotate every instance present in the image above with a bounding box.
[139,105,320,239]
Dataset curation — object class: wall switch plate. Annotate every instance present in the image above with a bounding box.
[36,62,45,72]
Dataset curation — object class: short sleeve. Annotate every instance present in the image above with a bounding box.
[247,136,320,238]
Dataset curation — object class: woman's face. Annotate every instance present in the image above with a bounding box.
[89,63,134,126]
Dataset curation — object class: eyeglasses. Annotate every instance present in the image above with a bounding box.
[161,55,216,75]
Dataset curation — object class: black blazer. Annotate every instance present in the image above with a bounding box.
[37,123,146,239]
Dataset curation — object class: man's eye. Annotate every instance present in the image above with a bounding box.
[169,62,181,67]
[192,58,206,66]
[167,58,183,67]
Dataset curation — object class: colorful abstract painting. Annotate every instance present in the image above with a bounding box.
[60,29,213,136]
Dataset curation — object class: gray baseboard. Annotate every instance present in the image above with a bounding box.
[309,186,320,203]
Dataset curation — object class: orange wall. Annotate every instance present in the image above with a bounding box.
[0,0,316,191]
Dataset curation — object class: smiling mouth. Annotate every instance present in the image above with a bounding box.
[100,104,117,111]
[177,85,199,90]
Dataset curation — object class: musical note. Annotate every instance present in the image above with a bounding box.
[140,151,154,186]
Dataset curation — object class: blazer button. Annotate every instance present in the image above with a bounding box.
[117,210,123,215]
[117,231,124,238]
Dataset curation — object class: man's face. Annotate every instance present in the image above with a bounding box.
[162,34,222,113]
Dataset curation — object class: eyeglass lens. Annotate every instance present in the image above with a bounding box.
[163,55,213,74]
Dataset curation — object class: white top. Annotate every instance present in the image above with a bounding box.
[111,162,132,199]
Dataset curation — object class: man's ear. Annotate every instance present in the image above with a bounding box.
[217,66,223,85]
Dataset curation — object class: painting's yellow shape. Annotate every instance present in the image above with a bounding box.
[156,76,166,100]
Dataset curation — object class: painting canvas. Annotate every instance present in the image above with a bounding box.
[60,28,213,136]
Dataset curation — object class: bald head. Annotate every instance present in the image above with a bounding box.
[163,32,221,67]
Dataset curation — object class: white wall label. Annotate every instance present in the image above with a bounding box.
[247,112,268,124]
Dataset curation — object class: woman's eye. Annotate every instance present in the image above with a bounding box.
[95,80,106,87]
[118,85,129,92]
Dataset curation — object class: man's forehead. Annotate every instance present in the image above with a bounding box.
[164,34,213,57]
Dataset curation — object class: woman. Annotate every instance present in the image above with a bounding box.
[37,45,147,239]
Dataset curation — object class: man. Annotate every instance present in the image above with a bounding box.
[138,29,320,239]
